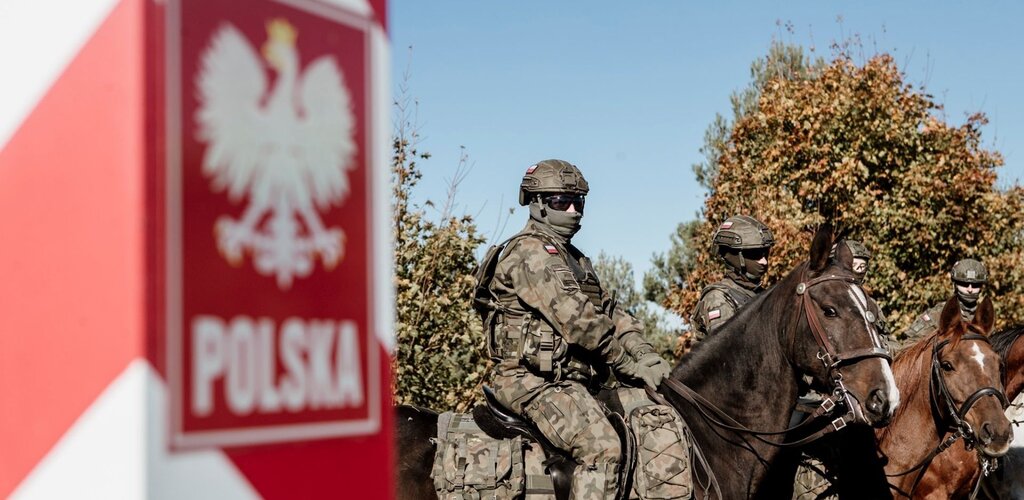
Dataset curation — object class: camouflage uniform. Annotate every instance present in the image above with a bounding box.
[690,274,759,340]
[690,215,774,340]
[476,160,687,500]
[902,259,988,345]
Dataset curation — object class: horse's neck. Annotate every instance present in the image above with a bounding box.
[672,293,799,493]
[678,325,795,423]
[1004,338,1024,401]
[879,358,945,473]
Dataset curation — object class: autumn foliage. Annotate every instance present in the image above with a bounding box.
[667,52,1024,337]
[390,92,489,412]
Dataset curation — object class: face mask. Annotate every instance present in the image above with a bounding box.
[529,200,582,239]
[723,251,766,283]
[744,260,767,282]
[955,283,981,306]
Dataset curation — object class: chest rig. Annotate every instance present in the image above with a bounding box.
[473,230,605,376]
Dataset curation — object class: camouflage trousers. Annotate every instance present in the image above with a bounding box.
[493,365,620,500]
[793,457,835,500]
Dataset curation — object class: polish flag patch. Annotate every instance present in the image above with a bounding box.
[544,245,558,254]
[526,164,538,174]
[708,309,721,320]
[923,314,931,322]
[720,221,733,229]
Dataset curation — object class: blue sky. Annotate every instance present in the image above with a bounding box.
[389,1,1024,287]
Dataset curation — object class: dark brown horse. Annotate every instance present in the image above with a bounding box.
[872,296,1012,499]
[396,228,899,499]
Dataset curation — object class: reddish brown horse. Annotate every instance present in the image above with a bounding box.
[936,324,1024,499]
[874,296,1012,499]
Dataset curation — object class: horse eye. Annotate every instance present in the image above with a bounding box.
[941,361,955,371]
[823,306,838,317]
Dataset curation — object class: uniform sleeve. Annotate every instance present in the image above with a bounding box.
[904,305,940,339]
[498,238,621,357]
[611,308,654,358]
[700,290,737,336]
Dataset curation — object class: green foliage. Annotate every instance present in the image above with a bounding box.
[391,89,489,412]
[693,41,825,189]
[666,45,1024,337]
[594,252,684,363]
[644,220,700,306]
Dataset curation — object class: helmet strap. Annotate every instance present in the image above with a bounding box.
[536,194,547,218]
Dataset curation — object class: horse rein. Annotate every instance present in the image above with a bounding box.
[660,272,894,449]
[887,333,1009,499]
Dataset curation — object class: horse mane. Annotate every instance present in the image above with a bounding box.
[990,324,1024,382]
[990,324,1024,361]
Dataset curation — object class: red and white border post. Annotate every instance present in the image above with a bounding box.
[0,0,393,498]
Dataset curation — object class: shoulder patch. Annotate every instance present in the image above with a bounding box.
[544,244,558,254]
[708,309,721,320]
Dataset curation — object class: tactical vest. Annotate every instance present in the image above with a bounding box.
[691,281,755,337]
[697,282,753,311]
[473,230,605,376]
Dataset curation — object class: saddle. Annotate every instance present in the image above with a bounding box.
[471,387,638,500]
[431,386,697,499]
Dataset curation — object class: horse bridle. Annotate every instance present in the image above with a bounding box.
[930,333,1010,447]
[661,272,893,445]
[794,273,893,431]
[888,333,1010,498]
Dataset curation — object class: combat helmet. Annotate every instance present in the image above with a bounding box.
[831,239,872,283]
[838,240,871,261]
[951,258,988,284]
[713,215,775,251]
[518,159,589,206]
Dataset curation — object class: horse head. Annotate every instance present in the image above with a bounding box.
[932,295,1012,457]
[781,227,899,427]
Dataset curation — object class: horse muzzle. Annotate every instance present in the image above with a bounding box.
[976,419,1014,458]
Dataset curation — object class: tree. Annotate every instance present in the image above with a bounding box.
[692,40,825,189]
[647,41,823,336]
[644,220,700,307]
[594,252,684,362]
[391,76,489,412]
[666,48,1024,337]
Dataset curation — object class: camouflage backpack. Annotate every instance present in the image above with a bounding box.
[431,412,555,500]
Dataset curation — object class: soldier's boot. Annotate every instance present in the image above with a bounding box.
[569,462,619,500]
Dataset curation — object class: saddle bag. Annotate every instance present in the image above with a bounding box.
[432,412,529,500]
[628,404,694,499]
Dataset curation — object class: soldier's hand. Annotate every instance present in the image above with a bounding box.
[616,352,671,388]
[635,352,671,388]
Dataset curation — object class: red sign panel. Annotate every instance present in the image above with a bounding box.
[165,0,379,448]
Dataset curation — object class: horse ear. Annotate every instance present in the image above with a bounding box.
[938,295,962,335]
[973,296,996,335]
[808,224,834,272]
[834,239,855,272]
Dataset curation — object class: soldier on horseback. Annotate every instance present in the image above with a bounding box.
[690,215,774,340]
[473,159,691,499]
[903,258,988,343]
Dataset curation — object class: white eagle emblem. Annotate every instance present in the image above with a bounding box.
[195,18,355,289]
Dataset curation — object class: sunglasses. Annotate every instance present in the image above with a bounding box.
[542,194,585,211]
[742,248,770,261]
[953,281,983,290]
